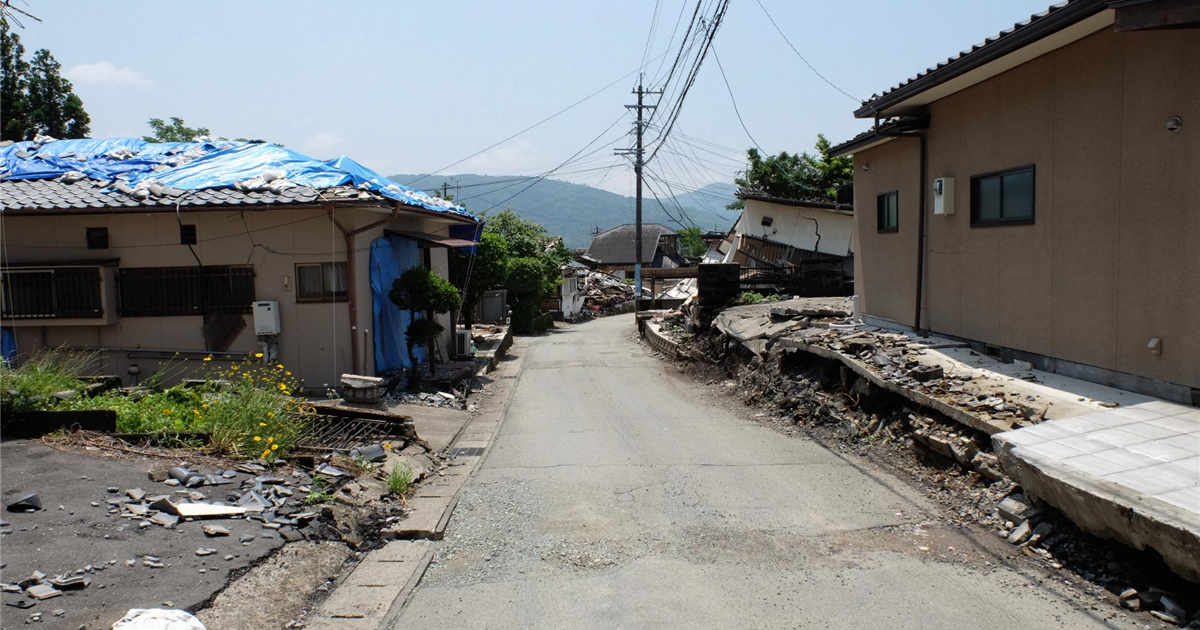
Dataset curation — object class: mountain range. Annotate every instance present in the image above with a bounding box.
[388,173,739,248]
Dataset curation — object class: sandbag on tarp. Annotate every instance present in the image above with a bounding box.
[0,138,235,181]
[370,236,426,374]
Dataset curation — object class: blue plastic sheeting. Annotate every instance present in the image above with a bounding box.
[1,327,15,364]
[371,235,426,375]
[0,137,477,220]
[449,223,484,255]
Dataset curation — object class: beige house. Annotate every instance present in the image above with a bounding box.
[1,140,479,389]
[725,192,854,263]
[831,0,1199,401]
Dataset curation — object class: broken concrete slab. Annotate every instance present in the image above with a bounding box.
[6,493,42,512]
[994,402,1200,583]
[203,524,231,537]
[25,584,61,600]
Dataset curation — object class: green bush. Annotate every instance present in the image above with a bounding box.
[510,300,540,334]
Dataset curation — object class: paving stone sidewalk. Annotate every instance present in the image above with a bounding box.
[995,400,1200,582]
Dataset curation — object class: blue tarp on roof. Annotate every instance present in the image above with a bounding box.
[0,137,476,220]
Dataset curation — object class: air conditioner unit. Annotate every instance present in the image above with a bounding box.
[252,301,281,335]
[453,329,472,358]
[933,177,955,215]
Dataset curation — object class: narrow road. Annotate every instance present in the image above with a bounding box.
[397,316,1130,629]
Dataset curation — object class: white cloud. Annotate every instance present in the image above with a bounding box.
[64,61,151,88]
[302,132,342,154]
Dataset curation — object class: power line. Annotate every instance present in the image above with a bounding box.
[404,49,669,188]
[753,0,860,103]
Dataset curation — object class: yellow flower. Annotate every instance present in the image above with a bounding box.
[259,422,267,427]
[203,356,212,362]
[267,437,274,443]
[193,409,201,416]
[162,409,171,415]
[267,412,274,418]
[261,450,270,459]
[278,383,286,390]
[383,442,392,449]
[270,444,278,451]
[201,403,208,409]
[254,436,262,442]
[255,352,263,358]
[285,371,292,376]
[231,365,238,371]
[275,364,284,369]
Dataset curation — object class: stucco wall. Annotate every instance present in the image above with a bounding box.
[741,199,855,256]
[852,26,1200,389]
[1,205,465,388]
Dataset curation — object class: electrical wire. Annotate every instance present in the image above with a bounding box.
[405,49,669,188]
[753,0,860,103]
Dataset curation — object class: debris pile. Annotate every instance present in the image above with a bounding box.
[581,272,635,314]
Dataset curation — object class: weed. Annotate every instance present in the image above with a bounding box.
[305,489,333,505]
[0,348,97,412]
[736,291,765,305]
[386,465,414,496]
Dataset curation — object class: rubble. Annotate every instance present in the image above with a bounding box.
[578,271,636,315]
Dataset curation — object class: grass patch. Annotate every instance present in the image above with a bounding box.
[3,350,313,460]
[386,465,414,496]
[0,348,96,412]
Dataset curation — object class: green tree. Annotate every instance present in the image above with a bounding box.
[389,266,462,384]
[506,257,548,334]
[679,226,707,257]
[1,21,90,141]
[143,117,210,143]
[482,208,549,258]
[729,134,852,210]
[450,231,510,330]
[1,18,30,141]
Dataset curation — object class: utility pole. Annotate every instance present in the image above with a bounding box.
[617,76,661,309]
[442,182,450,199]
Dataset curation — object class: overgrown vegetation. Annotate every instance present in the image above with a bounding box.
[305,475,334,505]
[1,349,312,460]
[728,134,852,209]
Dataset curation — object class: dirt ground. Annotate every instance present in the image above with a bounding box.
[0,439,286,630]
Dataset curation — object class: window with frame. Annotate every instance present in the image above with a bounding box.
[877,191,898,233]
[295,262,347,302]
[118,266,255,317]
[1,267,104,319]
[971,166,1035,226]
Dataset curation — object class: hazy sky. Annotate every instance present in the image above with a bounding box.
[18,0,1053,196]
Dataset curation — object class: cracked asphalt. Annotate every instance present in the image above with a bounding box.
[396,315,1139,629]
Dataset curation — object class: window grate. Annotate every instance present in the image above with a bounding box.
[1,267,104,319]
[119,266,255,317]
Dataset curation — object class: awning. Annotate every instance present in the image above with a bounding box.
[385,230,478,249]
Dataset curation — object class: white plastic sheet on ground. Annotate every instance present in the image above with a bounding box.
[111,609,206,630]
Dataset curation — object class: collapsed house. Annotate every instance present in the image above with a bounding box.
[0,138,481,388]
[580,223,686,278]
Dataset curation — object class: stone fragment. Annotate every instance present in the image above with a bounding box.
[997,494,1041,524]
[195,548,217,557]
[25,584,61,600]
[1006,519,1032,545]
[6,493,42,512]
[1160,597,1187,623]
[202,524,230,537]
[125,488,146,502]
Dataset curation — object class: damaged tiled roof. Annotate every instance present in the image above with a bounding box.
[585,223,679,265]
[854,0,1110,118]
[0,178,385,212]
[0,137,477,220]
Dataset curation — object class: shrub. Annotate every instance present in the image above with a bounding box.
[736,291,765,305]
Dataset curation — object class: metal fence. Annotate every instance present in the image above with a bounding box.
[0,267,104,319]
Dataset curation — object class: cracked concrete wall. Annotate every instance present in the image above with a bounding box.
[851,26,1200,390]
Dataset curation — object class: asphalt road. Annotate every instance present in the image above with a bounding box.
[396,315,1135,630]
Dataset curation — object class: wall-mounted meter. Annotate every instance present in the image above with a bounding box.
[933,177,955,215]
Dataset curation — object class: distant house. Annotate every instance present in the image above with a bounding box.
[558,260,589,320]
[581,223,685,278]
[0,138,480,389]
[725,191,854,264]
[830,0,1199,400]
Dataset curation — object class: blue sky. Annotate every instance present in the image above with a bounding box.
[20,0,1053,195]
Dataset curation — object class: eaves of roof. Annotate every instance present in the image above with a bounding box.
[854,0,1111,119]
[828,115,932,158]
[736,190,854,215]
